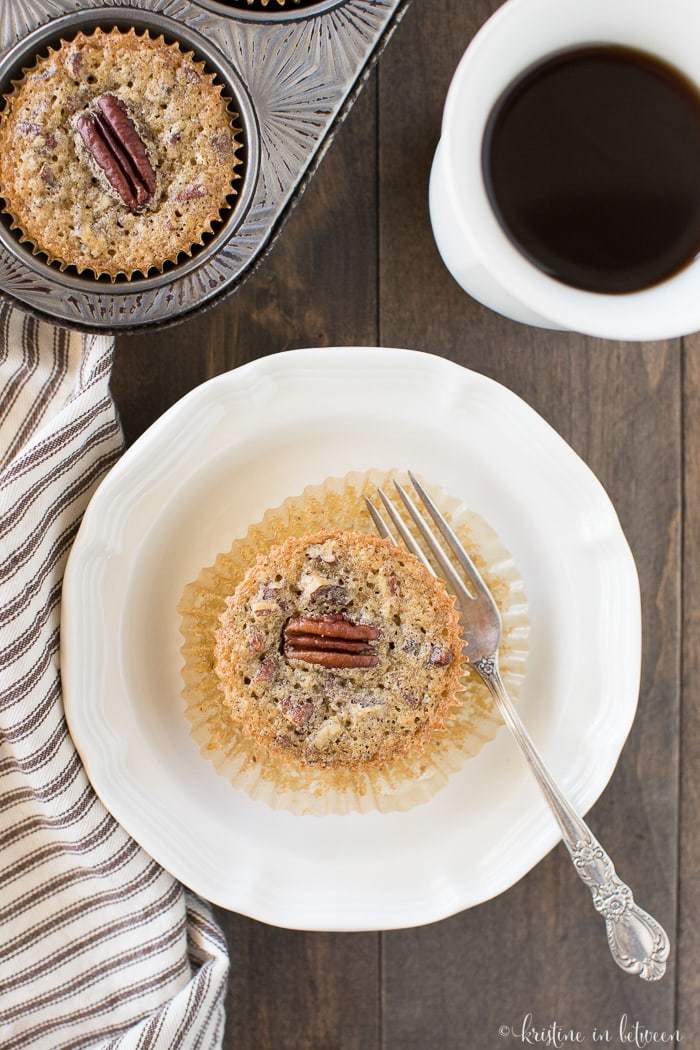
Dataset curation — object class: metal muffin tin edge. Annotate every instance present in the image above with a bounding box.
[0,0,406,331]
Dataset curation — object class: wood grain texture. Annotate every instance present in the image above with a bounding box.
[216,917,380,1050]
[111,0,693,1046]
[679,338,699,1042]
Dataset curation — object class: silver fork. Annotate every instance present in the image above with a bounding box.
[365,472,670,981]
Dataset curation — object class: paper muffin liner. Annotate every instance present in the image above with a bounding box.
[178,470,529,815]
[0,28,243,282]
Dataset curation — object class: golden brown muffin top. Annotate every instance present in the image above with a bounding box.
[214,530,464,769]
[0,28,242,278]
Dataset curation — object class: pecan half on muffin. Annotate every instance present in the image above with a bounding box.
[0,28,242,278]
[214,531,464,768]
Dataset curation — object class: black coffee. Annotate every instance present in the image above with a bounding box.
[482,46,700,294]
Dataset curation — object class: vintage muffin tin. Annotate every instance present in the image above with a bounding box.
[0,0,408,331]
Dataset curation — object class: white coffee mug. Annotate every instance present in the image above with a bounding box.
[429,0,700,340]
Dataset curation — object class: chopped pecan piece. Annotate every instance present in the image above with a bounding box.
[66,51,83,78]
[308,583,349,608]
[176,183,207,202]
[211,132,232,159]
[312,717,342,749]
[251,582,286,616]
[246,629,266,654]
[305,541,336,564]
[17,121,42,137]
[429,643,454,666]
[351,691,385,708]
[33,65,56,81]
[75,94,156,211]
[284,615,379,669]
[253,655,278,683]
[278,696,315,726]
[261,582,285,601]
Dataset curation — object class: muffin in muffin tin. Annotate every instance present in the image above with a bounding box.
[214,530,464,768]
[0,27,243,279]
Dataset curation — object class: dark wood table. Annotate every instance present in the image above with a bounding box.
[112,2,697,1046]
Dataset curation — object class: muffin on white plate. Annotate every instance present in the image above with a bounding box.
[178,470,529,815]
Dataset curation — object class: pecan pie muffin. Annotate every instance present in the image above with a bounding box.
[180,470,529,814]
[0,28,242,277]
[214,530,464,768]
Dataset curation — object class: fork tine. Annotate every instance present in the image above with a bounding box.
[408,471,491,599]
[393,481,474,604]
[377,490,435,575]
[363,497,395,543]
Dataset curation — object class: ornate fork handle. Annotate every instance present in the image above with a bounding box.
[474,655,670,981]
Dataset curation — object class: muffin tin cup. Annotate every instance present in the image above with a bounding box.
[0,7,260,313]
[0,25,247,282]
[0,0,408,332]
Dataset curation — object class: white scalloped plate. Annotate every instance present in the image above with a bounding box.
[61,347,641,930]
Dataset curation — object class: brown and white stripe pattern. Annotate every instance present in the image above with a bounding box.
[0,306,229,1048]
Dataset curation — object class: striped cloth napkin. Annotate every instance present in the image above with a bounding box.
[0,306,229,1049]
